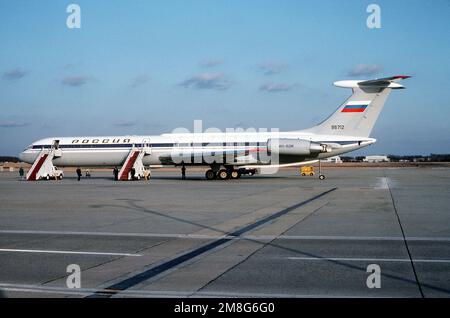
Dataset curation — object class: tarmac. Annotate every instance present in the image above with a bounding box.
[0,166,449,298]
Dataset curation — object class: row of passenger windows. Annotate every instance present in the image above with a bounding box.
[32,142,267,149]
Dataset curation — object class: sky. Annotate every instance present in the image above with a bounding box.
[0,0,449,156]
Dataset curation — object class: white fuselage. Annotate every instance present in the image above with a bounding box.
[18,75,410,173]
[19,130,375,167]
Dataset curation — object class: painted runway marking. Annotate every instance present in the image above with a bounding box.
[0,283,362,298]
[0,248,142,257]
[276,235,450,242]
[87,188,338,298]
[0,230,227,240]
[287,257,450,263]
[1,230,450,242]
[375,177,389,189]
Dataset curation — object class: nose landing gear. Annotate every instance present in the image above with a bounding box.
[318,160,326,180]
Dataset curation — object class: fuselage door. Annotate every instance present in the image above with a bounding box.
[142,138,152,155]
[52,140,60,149]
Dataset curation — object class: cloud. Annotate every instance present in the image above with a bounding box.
[130,74,150,88]
[348,64,382,77]
[259,82,298,93]
[258,61,287,76]
[61,76,91,87]
[179,73,231,90]
[0,120,29,128]
[199,59,222,68]
[2,68,27,80]
[113,121,137,127]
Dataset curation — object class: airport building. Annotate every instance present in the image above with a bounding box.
[363,155,390,163]
[322,156,343,163]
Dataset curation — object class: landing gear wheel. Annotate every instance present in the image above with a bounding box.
[217,169,228,180]
[205,169,216,180]
[319,174,326,180]
[230,170,240,179]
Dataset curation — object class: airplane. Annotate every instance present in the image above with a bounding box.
[19,75,410,181]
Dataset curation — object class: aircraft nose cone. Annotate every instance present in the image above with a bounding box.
[18,151,27,163]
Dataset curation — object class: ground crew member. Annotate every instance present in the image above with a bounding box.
[130,167,136,180]
[76,168,82,181]
[113,167,119,181]
[19,167,25,181]
[85,169,91,178]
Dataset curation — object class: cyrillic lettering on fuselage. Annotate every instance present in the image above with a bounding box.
[71,138,132,144]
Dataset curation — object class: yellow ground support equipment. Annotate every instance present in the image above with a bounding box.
[300,166,315,176]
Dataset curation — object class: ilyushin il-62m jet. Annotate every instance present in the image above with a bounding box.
[20,75,409,181]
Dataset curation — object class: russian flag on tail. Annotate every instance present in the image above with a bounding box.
[341,101,371,113]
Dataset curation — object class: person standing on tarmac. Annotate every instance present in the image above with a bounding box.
[130,167,136,180]
[113,167,119,181]
[19,167,25,181]
[76,168,82,181]
[181,165,186,180]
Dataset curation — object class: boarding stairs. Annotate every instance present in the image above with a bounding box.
[26,147,62,181]
[118,146,151,181]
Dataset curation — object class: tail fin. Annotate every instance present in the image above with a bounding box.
[305,75,410,138]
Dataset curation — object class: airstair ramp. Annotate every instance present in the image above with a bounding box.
[118,147,150,181]
[26,149,58,181]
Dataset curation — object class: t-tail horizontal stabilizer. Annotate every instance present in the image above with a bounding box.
[334,75,411,89]
[305,75,410,138]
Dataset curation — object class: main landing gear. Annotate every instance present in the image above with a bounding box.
[204,166,258,180]
[205,169,216,180]
[205,167,245,180]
